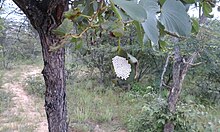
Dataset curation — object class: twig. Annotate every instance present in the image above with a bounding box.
[158,53,171,101]
[165,31,186,39]
[160,53,171,89]
[49,1,106,51]
[162,82,172,89]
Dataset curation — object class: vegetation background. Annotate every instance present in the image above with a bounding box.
[0,0,220,131]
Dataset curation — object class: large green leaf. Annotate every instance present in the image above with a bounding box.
[101,20,124,37]
[140,0,160,45]
[53,19,73,36]
[133,21,144,45]
[160,0,192,36]
[142,13,159,45]
[191,18,199,34]
[140,0,160,13]
[112,0,147,22]
[182,0,195,4]
[112,20,124,37]
[202,2,214,18]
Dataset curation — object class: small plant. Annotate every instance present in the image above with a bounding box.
[25,76,45,98]
[0,90,13,114]
[131,83,154,95]
[126,97,167,132]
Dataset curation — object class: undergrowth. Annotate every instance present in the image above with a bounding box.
[25,76,45,99]
[24,72,220,131]
[0,71,13,114]
[0,90,13,114]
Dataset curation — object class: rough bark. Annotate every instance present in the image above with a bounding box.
[12,0,69,131]
[164,46,198,132]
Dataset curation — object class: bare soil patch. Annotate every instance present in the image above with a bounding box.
[0,65,48,132]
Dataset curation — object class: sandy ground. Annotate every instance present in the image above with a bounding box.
[0,65,48,132]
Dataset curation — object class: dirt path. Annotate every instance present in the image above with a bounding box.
[0,65,48,132]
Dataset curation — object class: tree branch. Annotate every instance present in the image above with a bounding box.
[180,52,198,82]
[160,53,171,89]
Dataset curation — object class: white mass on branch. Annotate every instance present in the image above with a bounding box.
[112,56,131,80]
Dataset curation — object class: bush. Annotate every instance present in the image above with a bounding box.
[127,93,220,132]
[131,83,154,95]
[176,101,220,131]
[126,96,167,132]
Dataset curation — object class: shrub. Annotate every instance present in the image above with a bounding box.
[127,93,220,132]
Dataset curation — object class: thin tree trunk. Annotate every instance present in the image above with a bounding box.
[164,46,182,132]
[164,46,198,132]
[167,46,182,113]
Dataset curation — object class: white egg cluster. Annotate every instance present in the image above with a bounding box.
[112,56,131,80]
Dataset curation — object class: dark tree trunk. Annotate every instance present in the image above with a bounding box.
[164,46,198,132]
[12,0,69,131]
[39,30,67,131]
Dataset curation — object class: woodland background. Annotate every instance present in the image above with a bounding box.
[0,0,220,131]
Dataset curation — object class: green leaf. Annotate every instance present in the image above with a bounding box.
[112,20,124,37]
[115,7,130,21]
[157,119,165,124]
[112,27,124,37]
[112,0,147,22]
[182,0,195,4]
[159,0,166,5]
[160,0,192,36]
[102,20,124,37]
[191,18,199,34]
[142,13,159,45]
[93,1,98,11]
[53,19,73,36]
[70,37,78,43]
[140,0,160,13]
[159,40,167,51]
[0,25,4,30]
[117,47,128,58]
[202,2,214,18]
[75,41,83,50]
[101,21,114,30]
[140,0,160,45]
[64,8,81,20]
[133,21,143,45]
[158,21,166,37]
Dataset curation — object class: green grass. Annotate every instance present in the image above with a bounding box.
[24,76,45,99]
[0,71,13,114]
[67,79,145,131]
[24,75,145,131]
[0,90,13,114]
[0,123,36,132]
[23,69,220,131]
[24,73,144,125]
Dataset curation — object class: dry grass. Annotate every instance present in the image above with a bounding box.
[0,65,47,132]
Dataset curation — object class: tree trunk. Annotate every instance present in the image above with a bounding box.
[164,46,182,132]
[164,46,198,132]
[12,0,69,131]
[39,29,67,132]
